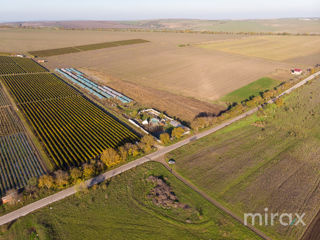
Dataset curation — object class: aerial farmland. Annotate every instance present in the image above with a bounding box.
[0,28,301,122]
[2,28,318,121]
[0,12,319,240]
[0,57,139,169]
[0,58,46,197]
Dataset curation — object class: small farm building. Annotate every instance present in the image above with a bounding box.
[291,69,302,75]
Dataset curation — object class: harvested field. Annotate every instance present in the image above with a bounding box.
[44,40,290,104]
[2,29,317,122]
[199,35,320,62]
[286,51,320,66]
[0,29,286,104]
[29,39,149,57]
[0,28,241,52]
[168,79,320,240]
[81,69,224,122]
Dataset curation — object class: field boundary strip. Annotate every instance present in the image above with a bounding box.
[28,39,150,57]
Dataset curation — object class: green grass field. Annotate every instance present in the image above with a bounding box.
[220,77,280,103]
[0,162,261,240]
[168,79,320,240]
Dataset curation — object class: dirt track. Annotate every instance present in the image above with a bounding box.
[158,156,270,240]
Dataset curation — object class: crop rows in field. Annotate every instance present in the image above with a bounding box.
[0,56,15,64]
[12,57,48,73]
[0,85,10,106]
[29,47,80,57]
[0,56,48,75]
[1,73,80,103]
[0,133,45,195]
[0,107,24,136]
[0,81,45,196]
[0,63,25,75]
[28,39,149,57]
[1,73,139,168]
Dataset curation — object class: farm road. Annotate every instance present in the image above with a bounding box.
[0,106,259,226]
[158,156,271,240]
[0,71,319,239]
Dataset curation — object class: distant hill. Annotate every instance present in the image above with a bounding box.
[1,18,320,34]
[0,20,135,29]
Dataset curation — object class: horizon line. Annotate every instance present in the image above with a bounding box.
[1,17,320,24]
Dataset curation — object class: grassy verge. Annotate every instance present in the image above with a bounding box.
[0,162,261,240]
[167,79,320,240]
[221,77,281,104]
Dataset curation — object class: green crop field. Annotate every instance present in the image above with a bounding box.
[167,79,320,240]
[0,56,48,75]
[221,77,281,103]
[0,72,139,168]
[0,162,261,240]
[28,39,149,57]
[1,73,80,103]
[12,57,49,73]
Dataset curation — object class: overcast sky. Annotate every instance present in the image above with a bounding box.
[1,0,319,22]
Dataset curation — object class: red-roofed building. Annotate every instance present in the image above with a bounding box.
[291,68,302,75]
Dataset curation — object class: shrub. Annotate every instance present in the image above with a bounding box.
[54,170,69,188]
[83,164,95,179]
[101,148,121,168]
[160,133,170,144]
[38,175,54,189]
[171,127,185,139]
[70,168,82,182]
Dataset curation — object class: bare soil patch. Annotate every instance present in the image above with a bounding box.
[147,175,190,210]
[83,68,223,122]
[42,33,289,102]
[199,35,320,62]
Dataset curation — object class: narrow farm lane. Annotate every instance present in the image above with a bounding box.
[157,157,272,240]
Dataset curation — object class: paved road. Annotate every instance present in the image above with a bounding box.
[0,71,319,231]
